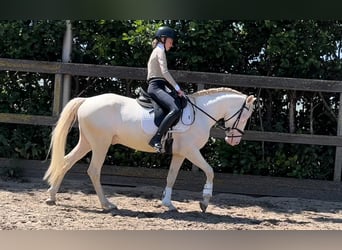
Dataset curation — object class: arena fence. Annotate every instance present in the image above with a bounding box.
[1,57,342,182]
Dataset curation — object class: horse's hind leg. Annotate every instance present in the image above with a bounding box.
[47,133,90,204]
[86,140,116,211]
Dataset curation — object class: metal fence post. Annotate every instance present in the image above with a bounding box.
[62,20,72,108]
[52,20,72,117]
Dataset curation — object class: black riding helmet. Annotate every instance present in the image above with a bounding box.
[154,26,176,41]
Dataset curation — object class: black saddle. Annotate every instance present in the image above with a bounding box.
[136,87,187,127]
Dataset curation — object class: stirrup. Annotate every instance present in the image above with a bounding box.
[149,141,162,153]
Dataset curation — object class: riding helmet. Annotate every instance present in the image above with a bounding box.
[154,26,176,40]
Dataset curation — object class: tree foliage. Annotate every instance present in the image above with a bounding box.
[1,20,342,180]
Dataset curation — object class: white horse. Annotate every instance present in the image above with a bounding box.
[43,87,256,212]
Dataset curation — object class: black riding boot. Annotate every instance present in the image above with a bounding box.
[149,110,180,152]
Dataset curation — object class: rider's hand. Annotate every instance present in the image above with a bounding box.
[177,89,184,97]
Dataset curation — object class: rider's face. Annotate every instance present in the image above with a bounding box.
[164,38,174,51]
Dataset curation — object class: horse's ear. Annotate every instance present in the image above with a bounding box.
[246,95,256,104]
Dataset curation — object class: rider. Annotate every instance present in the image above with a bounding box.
[147,26,184,152]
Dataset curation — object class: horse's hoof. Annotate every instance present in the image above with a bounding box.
[162,202,178,212]
[167,206,178,212]
[109,208,120,216]
[46,199,56,206]
[199,201,208,213]
[103,208,118,214]
[164,207,178,213]
[102,204,118,213]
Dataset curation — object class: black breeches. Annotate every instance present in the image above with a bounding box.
[147,80,181,116]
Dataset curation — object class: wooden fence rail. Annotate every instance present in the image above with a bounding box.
[2,57,342,92]
[1,57,342,181]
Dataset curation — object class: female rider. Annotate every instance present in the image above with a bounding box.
[147,26,184,152]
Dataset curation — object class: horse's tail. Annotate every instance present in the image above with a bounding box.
[43,97,86,185]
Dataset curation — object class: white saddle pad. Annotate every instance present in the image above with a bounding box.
[141,103,194,135]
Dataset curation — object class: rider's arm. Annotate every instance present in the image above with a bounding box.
[156,47,181,92]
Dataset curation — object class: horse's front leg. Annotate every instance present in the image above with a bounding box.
[185,149,214,213]
[162,154,185,211]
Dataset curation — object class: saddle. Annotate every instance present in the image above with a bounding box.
[136,87,189,154]
[136,87,187,127]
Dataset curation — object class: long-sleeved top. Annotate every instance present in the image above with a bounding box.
[147,43,178,90]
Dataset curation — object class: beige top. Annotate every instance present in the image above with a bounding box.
[147,43,179,90]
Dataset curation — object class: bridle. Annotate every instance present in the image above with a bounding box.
[224,101,250,139]
[186,96,249,139]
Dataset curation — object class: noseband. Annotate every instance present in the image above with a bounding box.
[186,96,249,138]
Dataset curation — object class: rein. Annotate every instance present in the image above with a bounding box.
[185,95,248,137]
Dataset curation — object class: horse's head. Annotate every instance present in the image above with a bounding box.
[224,95,256,146]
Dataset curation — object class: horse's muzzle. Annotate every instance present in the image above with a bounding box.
[225,135,242,146]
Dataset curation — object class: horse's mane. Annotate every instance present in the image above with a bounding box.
[190,87,244,97]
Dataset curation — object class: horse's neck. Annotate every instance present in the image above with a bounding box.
[195,93,244,121]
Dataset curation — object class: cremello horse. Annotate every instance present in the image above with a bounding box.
[44,87,256,212]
